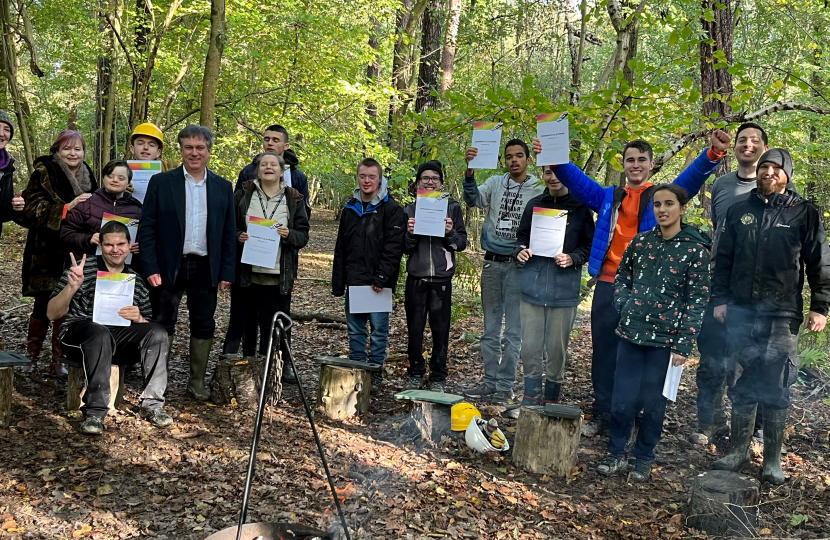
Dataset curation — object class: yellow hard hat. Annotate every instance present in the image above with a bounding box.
[451,403,481,431]
[130,122,164,148]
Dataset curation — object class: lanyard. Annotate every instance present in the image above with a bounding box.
[498,174,525,222]
[256,189,285,222]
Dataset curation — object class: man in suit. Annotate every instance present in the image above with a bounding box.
[137,124,236,401]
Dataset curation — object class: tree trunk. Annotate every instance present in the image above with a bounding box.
[94,0,121,179]
[129,0,151,131]
[364,17,381,131]
[199,0,226,128]
[512,406,582,476]
[316,364,371,419]
[565,1,588,106]
[438,0,462,93]
[0,0,34,174]
[414,0,442,113]
[685,471,760,536]
[698,0,733,219]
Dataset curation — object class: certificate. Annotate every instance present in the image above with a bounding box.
[413,190,449,237]
[662,351,684,402]
[241,216,281,269]
[93,272,136,327]
[535,113,570,166]
[468,122,502,169]
[96,213,139,265]
[127,161,162,203]
[348,286,393,314]
[529,207,568,257]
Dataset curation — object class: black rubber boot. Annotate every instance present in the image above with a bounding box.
[712,402,756,471]
[520,377,542,406]
[542,381,561,404]
[761,407,787,485]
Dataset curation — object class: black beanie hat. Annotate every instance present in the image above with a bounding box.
[416,160,444,184]
[757,148,793,181]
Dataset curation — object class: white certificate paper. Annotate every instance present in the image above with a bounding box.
[96,213,139,264]
[348,286,393,314]
[468,122,502,169]
[413,190,449,237]
[535,113,570,166]
[662,351,684,402]
[529,207,568,258]
[241,216,281,269]
[127,161,162,203]
[93,272,136,327]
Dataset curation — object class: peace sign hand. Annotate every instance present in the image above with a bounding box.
[68,253,87,291]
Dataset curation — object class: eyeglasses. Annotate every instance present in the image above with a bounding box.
[420,176,441,184]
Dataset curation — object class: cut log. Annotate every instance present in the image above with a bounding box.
[409,401,455,445]
[292,310,347,324]
[316,364,371,419]
[66,364,125,412]
[685,470,760,537]
[512,405,582,476]
[0,367,13,428]
[209,356,267,409]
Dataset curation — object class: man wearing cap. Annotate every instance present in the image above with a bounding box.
[711,148,830,484]
[0,110,26,238]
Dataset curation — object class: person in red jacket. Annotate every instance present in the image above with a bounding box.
[61,160,142,259]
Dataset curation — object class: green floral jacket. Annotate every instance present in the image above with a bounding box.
[613,223,711,356]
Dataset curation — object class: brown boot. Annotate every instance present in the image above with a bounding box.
[50,318,68,378]
[25,317,49,372]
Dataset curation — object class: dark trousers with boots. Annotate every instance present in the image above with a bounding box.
[155,255,218,339]
[224,283,291,357]
[696,304,729,427]
[405,276,451,383]
[591,281,621,416]
[607,340,670,462]
[62,320,169,419]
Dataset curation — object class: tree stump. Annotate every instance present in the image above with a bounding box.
[0,367,13,428]
[512,405,582,476]
[66,362,125,412]
[209,356,267,409]
[316,364,371,419]
[684,470,760,537]
[410,401,455,445]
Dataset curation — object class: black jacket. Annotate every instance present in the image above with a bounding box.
[331,188,406,295]
[234,181,309,295]
[513,191,594,307]
[403,197,467,280]
[0,156,23,237]
[713,188,830,319]
[137,166,237,287]
[235,149,311,218]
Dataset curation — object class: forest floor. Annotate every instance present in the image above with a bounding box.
[1,210,830,540]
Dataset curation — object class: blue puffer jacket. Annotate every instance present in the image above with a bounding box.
[552,150,721,277]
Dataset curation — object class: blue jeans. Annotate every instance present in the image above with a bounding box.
[480,259,522,392]
[344,292,389,365]
[607,339,670,462]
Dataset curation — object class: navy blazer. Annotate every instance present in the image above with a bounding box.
[137,165,237,287]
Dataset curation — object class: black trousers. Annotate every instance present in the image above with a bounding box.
[695,302,729,426]
[404,276,451,382]
[223,282,291,356]
[62,320,168,419]
[155,255,218,339]
[591,280,621,416]
[31,292,51,321]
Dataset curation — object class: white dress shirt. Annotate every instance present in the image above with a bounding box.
[183,168,209,256]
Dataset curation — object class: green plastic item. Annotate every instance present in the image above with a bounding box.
[393,390,464,405]
[0,352,30,367]
[314,356,381,371]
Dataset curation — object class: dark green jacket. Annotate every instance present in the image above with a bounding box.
[613,223,711,356]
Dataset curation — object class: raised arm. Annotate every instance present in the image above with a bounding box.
[671,130,730,198]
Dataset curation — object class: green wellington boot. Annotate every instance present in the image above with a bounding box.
[187,337,213,401]
[761,407,787,485]
[712,402,757,471]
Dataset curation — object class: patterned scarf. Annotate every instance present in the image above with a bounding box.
[53,154,91,196]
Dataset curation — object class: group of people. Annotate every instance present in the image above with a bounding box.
[0,107,826,487]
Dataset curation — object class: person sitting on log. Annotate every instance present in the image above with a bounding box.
[710,148,830,485]
[597,184,711,482]
[402,160,468,393]
[331,157,406,393]
[47,220,172,435]
[510,165,594,411]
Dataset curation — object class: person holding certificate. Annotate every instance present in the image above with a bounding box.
[402,161,468,393]
[461,139,544,405]
[510,166,593,411]
[597,185,710,482]
[47,221,171,436]
[222,152,309,381]
[331,158,405,392]
[61,160,142,259]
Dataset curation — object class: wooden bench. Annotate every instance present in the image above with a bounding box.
[0,352,31,428]
[60,357,125,412]
[314,356,380,419]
